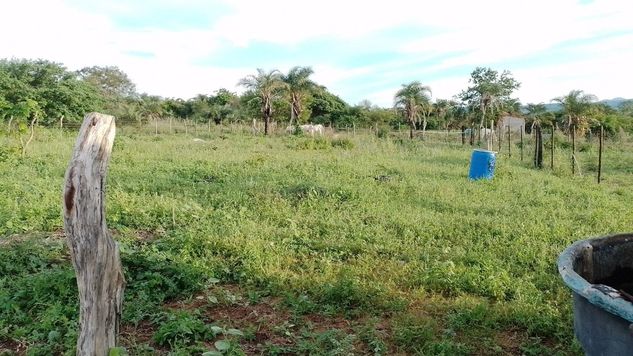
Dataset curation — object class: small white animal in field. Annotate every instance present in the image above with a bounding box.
[299,124,324,136]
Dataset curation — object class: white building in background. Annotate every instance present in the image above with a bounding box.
[497,116,525,133]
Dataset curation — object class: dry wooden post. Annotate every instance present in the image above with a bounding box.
[60,115,65,130]
[461,126,466,145]
[534,123,543,168]
[520,125,524,162]
[353,122,356,136]
[498,124,502,152]
[208,119,211,133]
[194,121,198,134]
[507,125,511,158]
[154,117,158,135]
[598,125,604,183]
[62,113,125,355]
[184,119,189,135]
[20,116,38,157]
[551,124,555,169]
[169,117,173,134]
[7,115,14,133]
[571,124,576,175]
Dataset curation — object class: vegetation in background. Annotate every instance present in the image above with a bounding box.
[2,58,632,137]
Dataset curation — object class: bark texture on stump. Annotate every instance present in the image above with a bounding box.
[63,112,125,355]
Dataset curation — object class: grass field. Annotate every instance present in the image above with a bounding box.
[1,125,633,355]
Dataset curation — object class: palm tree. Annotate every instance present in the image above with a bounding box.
[524,103,547,127]
[281,66,315,127]
[552,90,597,136]
[434,99,459,130]
[394,81,432,139]
[238,69,287,135]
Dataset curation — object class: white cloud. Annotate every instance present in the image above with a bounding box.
[0,0,233,98]
[0,0,632,104]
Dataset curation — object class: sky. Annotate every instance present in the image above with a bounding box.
[1,0,632,107]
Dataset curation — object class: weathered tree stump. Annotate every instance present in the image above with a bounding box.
[63,112,125,355]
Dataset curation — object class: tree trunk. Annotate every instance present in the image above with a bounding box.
[63,113,125,355]
[290,105,295,127]
[409,119,416,140]
[264,115,270,135]
[422,115,427,140]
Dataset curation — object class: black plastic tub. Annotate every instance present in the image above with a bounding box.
[558,233,633,356]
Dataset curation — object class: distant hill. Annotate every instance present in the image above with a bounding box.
[542,97,631,112]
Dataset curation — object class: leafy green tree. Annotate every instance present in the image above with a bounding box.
[309,86,349,125]
[138,94,167,125]
[163,98,190,119]
[0,59,103,124]
[394,81,432,139]
[76,66,136,98]
[459,67,520,131]
[282,66,315,127]
[188,94,213,123]
[238,69,287,135]
[500,98,522,116]
[433,99,461,130]
[552,90,597,135]
[209,89,239,124]
[6,98,43,156]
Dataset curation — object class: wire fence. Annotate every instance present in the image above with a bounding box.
[3,116,631,183]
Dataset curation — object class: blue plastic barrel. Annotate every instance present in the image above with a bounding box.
[468,149,496,180]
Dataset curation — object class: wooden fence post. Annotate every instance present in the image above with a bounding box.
[551,124,555,169]
[520,125,524,162]
[498,123,502,152]
[507,125,511,158]
[571,124,576,175]
[534,123,543,168]
[63,113,125,355]
[598,125,604,183]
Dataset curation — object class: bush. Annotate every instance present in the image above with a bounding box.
[331,137,354,149]
[293,137,331,150]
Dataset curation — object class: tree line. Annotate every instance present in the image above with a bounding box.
[1,58,632,138]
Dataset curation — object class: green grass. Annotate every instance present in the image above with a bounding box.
[2,126,631,354]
